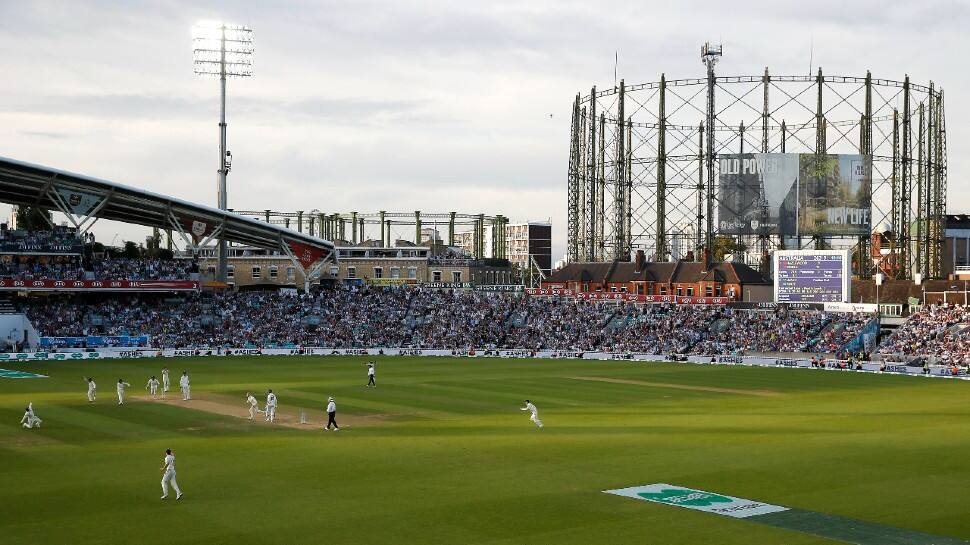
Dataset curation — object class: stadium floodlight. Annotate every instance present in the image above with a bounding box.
[700,42,721,263]
[193,20,253,283]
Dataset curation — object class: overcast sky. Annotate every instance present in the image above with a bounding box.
[1,0,967,260]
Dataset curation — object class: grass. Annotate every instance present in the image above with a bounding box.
[1,355,969,545]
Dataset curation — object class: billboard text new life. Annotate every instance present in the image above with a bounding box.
[718,153,871,236]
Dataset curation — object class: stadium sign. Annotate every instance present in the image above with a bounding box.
[0,279,199,292]
[604,484,788,519]
[474,285,523,292]
[421,282,473,289]
[718,153,871,236]
[0,241,84,254]
[365,278,418,286]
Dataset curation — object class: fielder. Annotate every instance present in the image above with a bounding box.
[159,448,183,501]
[246,392,262,420]
[265,390,278,423]
[85,377,96,402]
[161,367,170,398]
[325,396,339,431]
[147,376,160,399]
[21,403,41,429]
[520,399,543,428]
[365,362,377,387]
[179,371,191,401]
[117,379,132,405]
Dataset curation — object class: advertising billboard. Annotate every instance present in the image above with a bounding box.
[718,153,871,236]
[773,249,851,303]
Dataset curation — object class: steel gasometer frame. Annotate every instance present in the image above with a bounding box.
[566,68,947,279]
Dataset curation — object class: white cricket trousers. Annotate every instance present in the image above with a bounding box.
[182,386,190,400]
[150,386,158,397]
[266,406,276,422]
[530,413,543,428]
[161,470,181,497]
[87,389,96,402]
[249,405,258,420]
[117,391,125,405]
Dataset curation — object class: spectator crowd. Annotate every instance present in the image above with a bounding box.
[19,287,874,354]
[878,304,970,365]
[89,258,195,281]
[0,257,195,281]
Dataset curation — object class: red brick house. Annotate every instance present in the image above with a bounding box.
[541,251,771,301]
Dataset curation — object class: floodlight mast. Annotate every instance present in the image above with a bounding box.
[700,42,721,266]
[193,21,253,283]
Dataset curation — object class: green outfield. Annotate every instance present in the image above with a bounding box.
[1,356,969,545]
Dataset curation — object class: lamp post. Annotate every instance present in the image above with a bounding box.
[193,21,253,282]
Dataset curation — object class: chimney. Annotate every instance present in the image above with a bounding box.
[635,249,646,273]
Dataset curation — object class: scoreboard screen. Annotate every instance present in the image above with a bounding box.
[773,250,851,303]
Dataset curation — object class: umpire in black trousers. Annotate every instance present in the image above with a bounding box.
[325,396,339,431]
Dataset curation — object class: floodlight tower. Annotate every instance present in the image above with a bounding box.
[700,42,721,266]
[193,21,253,282]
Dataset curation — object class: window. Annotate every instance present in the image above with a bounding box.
[329,266,339,276]
[705,286,713,297]
[391,267,401,279]
[686,287,694,296]
[407,267,417,279]
[676,287,683,296]
[432,271,442,282]
[621,286,628,293]
[252,266,261,280]
[269,266,279,280]
[227,266,235,279]
[373,267,383,279]
[347,267,357,279]
[659,285,667,295]
[452,271,461,283]
[287,267,296,280]
[207,265,216,276]
[715,285,722,296]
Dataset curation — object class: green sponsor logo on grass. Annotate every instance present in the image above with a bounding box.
[637,487,733,507]
[604,483,788,519]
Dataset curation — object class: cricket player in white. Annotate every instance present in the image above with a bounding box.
[246,392,261,420]
[147,376,160,399]
[161,367,170,398]
[85,377,96,402]
[21,403,41,429]
[179,371,191,401]
[520,399,543,428]
[365,362,377,387]
[265,390,278,423]
[117,379,131,405]
[159,448,183,501]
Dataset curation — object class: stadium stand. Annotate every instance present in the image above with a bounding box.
[878,304,970,365]
[0,227,197,282]
[17,287,873,354]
